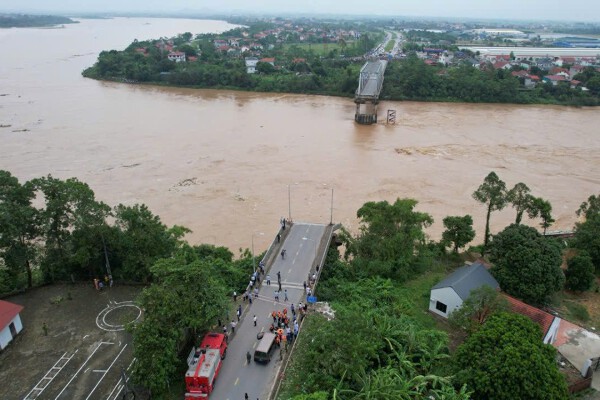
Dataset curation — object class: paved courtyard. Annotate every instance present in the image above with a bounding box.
[0,283,142,400]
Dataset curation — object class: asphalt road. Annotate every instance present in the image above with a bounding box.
[210,222,327,400]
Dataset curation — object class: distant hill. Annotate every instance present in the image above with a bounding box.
[0,14,77,28]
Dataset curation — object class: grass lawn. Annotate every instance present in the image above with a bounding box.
[384,39,394,52]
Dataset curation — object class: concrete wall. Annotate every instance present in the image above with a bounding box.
[429,287,463,318]
[0,314,23,350]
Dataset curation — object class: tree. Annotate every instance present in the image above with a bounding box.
[489,224,564,304]
[130,254,229,394]
[565,252,595,292]
[256,61,275,74]
[441,215,476,253]
[506,182,533,224]
[576,193,600,220]
[0,171,39,288]
[113,204,189,282]
[31,175,110,282]
[449,285,508,334]
[572,214,600,272]
[342,198,433,280]
[453,312,569,400]
[472,172,507,252]
[528,197,555,234]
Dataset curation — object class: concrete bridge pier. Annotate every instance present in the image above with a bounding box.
[354,99,378,125]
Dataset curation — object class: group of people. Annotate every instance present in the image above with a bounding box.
[268,305,304,348]
[93,274,113,291]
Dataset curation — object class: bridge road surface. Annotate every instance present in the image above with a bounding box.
[210,222,327,400]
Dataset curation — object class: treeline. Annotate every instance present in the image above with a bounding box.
[0,14,76,28]
[381,56,600,106]
[0,170,254,296]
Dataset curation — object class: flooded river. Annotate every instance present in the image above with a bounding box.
[1,18,599,252]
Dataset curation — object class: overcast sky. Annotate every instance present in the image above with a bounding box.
[2,0,599,22]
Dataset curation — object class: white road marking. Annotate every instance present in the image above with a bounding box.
[85,344,128,400]
[92,370,107,373]
[84,368,90,374]
[106,358,136,400]
[54,342,107,400]
[234,377,239,386]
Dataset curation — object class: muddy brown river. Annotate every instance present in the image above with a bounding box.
[1,18,599,252]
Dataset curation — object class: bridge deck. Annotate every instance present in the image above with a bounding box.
[355,60,387,99]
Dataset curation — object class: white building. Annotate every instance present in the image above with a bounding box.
[0,300,24,350]
[167,51,186,63]
[429,262,499,318]
[245,57,259,74]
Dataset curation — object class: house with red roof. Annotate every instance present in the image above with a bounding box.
[259,57,275,66]
[493,61,512,70]
[0,300,24,350]
[502,294,559,344]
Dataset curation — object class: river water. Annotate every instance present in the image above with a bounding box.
[1,18,599,252]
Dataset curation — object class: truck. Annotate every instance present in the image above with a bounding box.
[184,332,228,399]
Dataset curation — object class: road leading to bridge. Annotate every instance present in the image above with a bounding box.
[209,222,327,400]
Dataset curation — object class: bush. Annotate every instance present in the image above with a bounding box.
[565,252,595,292]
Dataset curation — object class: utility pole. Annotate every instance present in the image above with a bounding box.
[288,184,291,221]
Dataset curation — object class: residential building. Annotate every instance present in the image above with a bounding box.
[167,51,186,62]
[429,262,499,318]
[245,57,259,74]
[0,300,24,350]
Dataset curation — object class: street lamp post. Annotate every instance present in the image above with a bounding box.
[288,184,291,221]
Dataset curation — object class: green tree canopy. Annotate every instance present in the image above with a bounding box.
[565,252,595,292]
[0,170,39,288]
[528,197,555,234]
[472,172,507,251]
[576,193,600,220]
[130,253,229,394]
[506,182,533,224]
[342,198,433,280]
[572,195,600,272]
[449,285,508,334]
[489,224,564,304]
[113,203,189,282]
[31,175,110,282]
[441,215,476,253]
[453,312,568,400]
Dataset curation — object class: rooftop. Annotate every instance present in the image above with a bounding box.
[432,262,499,301]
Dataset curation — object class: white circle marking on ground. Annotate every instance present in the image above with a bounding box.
[96,301,142,332]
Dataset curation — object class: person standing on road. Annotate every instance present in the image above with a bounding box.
[245,393,249,400]
[253,315,257,326]
[231,320,236,334]
[266,274,271,285]
[284,289,288,302]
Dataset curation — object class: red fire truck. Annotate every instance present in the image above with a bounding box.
[184,332,228,398]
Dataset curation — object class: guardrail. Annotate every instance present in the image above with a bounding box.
[269,223,341,400]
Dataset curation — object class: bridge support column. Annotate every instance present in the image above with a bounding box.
[354,100,378,125]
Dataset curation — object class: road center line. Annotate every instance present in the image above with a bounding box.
[234,377,239,386]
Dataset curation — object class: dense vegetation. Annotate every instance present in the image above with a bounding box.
[453,312,568,399]
[82,25,600,106]
[0,14,76,28]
